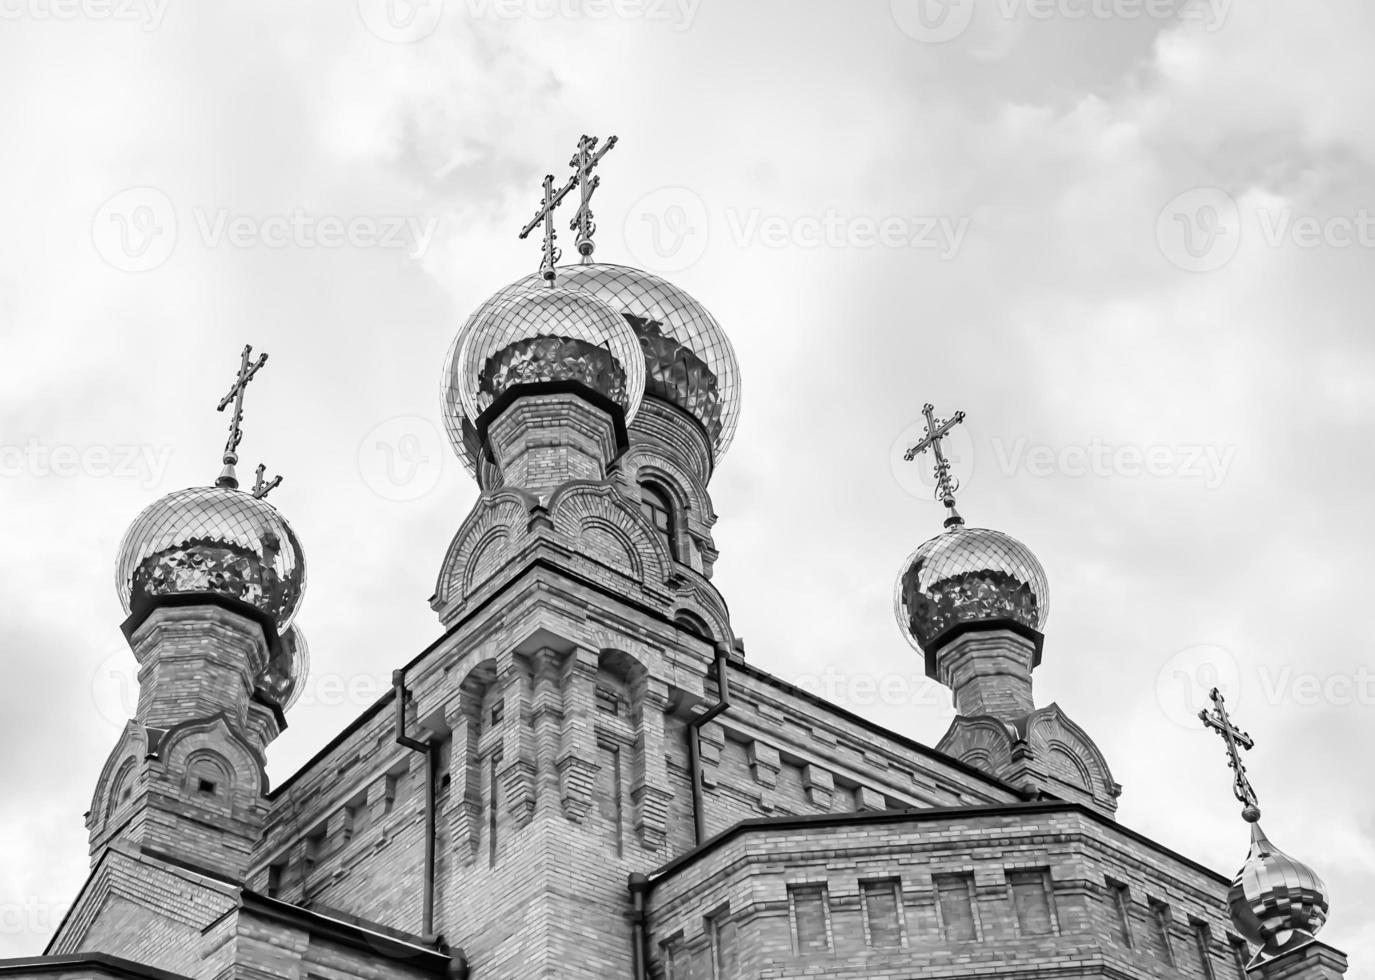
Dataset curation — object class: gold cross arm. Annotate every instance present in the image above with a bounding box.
[903,401,966,528]
[252,463,283,500]
[1199,687,1261,817]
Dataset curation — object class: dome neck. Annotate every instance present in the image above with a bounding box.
[476,381,628,495]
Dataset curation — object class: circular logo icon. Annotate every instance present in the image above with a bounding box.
[358,415,446,501]
[890,0,975,42]
[889,416,976,502]
[91,644,141,729]
[1154,643,1242,730]
[623,186,710,274]
[1156,187,1242,273]
[92,187,177,273]
[357,0,443,42]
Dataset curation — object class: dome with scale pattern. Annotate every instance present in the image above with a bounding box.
[894,526,1049,653]
[1228,819,1329,955]
[443,263,740,474]
[115,485,306,633]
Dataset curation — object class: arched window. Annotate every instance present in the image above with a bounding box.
[639,482,676,557]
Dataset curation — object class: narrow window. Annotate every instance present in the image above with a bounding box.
[265,862,285,899]
[788,883,831,955]
[1008,868,1057,936]
[196,778,217,795]
[490,701,505,726]
[661,934,690,980]
[1190,920,1217,980]
[1147,899,1175,964]
[488,753,501,868]
[640,482,676,556]
[1229,936,1252,980]
[861,878,904,947]
[710,909,738,978]
[303,826,326,867]
[1108,879,1134,948]
[935,873,978,942]
[595,741,625,857]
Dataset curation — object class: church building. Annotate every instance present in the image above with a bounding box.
[0,137,1344,980]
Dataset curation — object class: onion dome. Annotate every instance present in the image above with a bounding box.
[1228,815,1330,955]
[115,485,307,633]
[444,286,645,455]
[255,624,310,711]
[894,525,1049,653]
[442,263,740,472]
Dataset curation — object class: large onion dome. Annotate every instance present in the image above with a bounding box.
[115,485,307,633]
[442,263,740,472]
[256,624,310,711]
[1228,817,1329,955]
[894,525,1048,654]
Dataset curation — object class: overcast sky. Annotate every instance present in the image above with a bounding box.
[1,0,1370,968]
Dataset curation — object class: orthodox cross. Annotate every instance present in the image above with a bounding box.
[904,402,967,528]
[568,134,617,263]
[215,344,269,490]
[252,463,283,500]
[1199,687,1261,820]
[518,134,618,284]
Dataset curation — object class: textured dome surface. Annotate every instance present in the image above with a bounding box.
[1228,822,1329,953]
[256,624,310,712]
[442,263,740,468]
[894,526,1048,652]
[448,286,645,432]
[116,486,307,632]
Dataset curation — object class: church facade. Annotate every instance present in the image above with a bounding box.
[1,140,1343,980]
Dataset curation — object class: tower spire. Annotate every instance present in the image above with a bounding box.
[215,344,269,489]
[904,401,966,528]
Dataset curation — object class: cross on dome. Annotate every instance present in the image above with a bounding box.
[904,401,967,529]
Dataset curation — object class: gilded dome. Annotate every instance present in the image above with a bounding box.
[444,287,645,453]
[1228,820,1329,955]
[256,624,309,711]
[894,526,1048,653]
[115,485,306,633]
[442,263,740,471]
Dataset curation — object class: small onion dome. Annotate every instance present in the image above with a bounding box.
[115,485,306,633]
[1228,817,1330,955]
[448,287,645,436]
[894,525,1049,654]
[442,263,741,469]
[255,624,310,711]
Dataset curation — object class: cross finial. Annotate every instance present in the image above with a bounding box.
[252,463,283,500]
[215,344,269,489]
[518,134,618,285]
[1199,687,1262,822]
[903,402,967,528]
[568,134,617,264]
